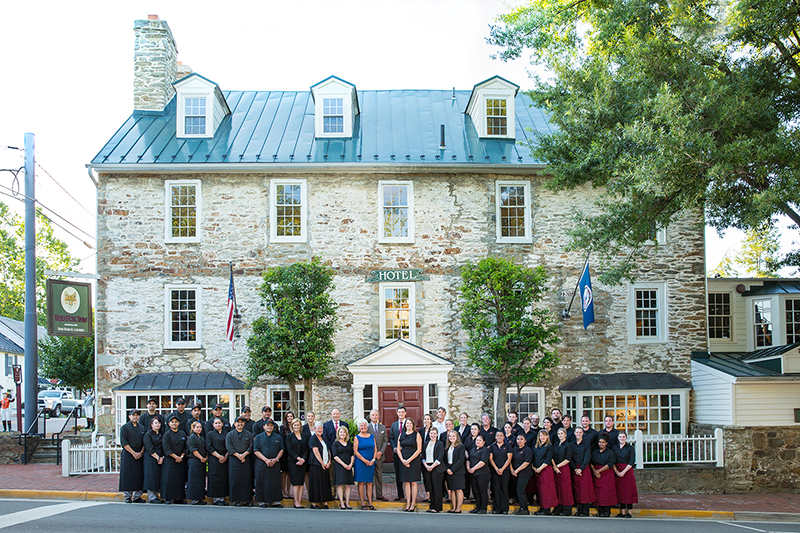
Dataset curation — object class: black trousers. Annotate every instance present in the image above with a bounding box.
[425,469,444,511]
[394,454,404,498]
[491,469,510,513]
[471,473,490,511]
[515,472,532,510]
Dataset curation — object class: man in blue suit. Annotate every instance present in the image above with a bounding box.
[322,408,349,448]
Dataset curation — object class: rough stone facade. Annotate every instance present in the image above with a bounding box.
[693,424,800,493]
[636,466,726,494]
[95,170,706,430]
[133,17,177,112]
[0,435,36,465]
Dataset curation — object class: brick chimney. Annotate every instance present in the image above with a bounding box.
[133,15,178,112]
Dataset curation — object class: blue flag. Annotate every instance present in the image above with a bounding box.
[579,265,595,329]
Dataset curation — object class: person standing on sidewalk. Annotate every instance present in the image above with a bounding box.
[119,408,147,503]
[367,409,388,501]
[1,393,14,431]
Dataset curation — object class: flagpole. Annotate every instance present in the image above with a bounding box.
[562,250,591,320]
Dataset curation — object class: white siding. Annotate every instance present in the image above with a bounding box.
[691,361,733,425]
[734,381,800,425]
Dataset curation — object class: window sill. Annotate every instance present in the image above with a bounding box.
[163,343,202,350]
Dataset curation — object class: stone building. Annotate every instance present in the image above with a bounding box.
[89,16,707,439]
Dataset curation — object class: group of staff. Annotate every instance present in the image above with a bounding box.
[119,400,637,517]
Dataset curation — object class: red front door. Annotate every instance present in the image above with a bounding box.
[379,386,423,463]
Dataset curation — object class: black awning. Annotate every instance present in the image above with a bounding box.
[559,372,691,392]
[113,372,247,391]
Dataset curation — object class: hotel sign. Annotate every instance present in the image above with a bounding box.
[46,279,93,337]
[365,269,429,283]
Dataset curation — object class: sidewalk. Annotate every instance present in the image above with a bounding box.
[0,464,797,520]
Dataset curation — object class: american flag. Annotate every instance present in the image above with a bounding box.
[226,269,236,349]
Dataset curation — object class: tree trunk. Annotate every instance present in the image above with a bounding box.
[496,379,508,428]
[288,380,298,417]
[304,378,314,415]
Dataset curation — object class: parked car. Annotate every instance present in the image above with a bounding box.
[37,390,81,417]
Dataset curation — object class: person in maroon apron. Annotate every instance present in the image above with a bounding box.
[590,435,618,517]
[569,426,596,516]
[552,427,574,516]
[613,431,638,517]
[532,430,558,515]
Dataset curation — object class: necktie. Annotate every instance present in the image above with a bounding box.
[335,421,339,432]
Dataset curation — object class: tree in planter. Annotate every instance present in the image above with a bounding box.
[38,335,95,394]
[246,257,339,416]
[459,257,560,426]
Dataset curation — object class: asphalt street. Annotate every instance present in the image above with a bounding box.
[1,499,799,533]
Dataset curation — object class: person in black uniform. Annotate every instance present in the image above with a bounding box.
[332,425,355,509]
[510,434,533,515]
[600,416,620,449]
[308,421,333,509]
[466,434,490,514]
[570,426,596,516]
[205,404,230,435]
[397,418,423,512]
[543,417,557,443]
[562,415,576,443]
[253,419,284,508]
[162,414,188,504]
[489,430,512,514]
[445,430,466,513]
[186,420,207,505]
[463,423,480,502]
[518,417,537,448]
[507,411,522,437]
[479,413,499,446]
[241,406,255,433]
[279,411,295,499]
[226,416,254,507]
[456,413,470,443]
[140,399,165,434]
[206,417,229,506]
[119,408,146,503]
[551,409,564,431]
[252,406,275,436]
[285,418,308,508]
[590,435,618,516]
[581,415,599,450]
[168,398,191,429]
[613,431,638,517]
[532,430,557,515]
[184,403,205,438]
[143,417,165,504]
[422,427,445,513]
[552,427,575,516]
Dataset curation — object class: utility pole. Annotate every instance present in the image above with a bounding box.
[24,133,38,435]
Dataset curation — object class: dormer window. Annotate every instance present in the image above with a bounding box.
[173,73,230,139]
[311,76,359,138]
[466,76,519,139]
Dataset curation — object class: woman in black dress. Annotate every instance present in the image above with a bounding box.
[419,414,434,503]
[510,433,533,515]
[143,417,164,504]
[489,430,512,514]
[570,426,595,517]
[206,417,229,506]
[466,434,490,514]
[161,414,187,504]
[253,419,284,507]
[308,422,333,509]
[445,430,466,513]
[532,429,557,515]
[186,420,207,505]
[280,411,295,498]
[463,423,480,503]
[397,418,423,512]
[332,425,355,509]
[590,435,618,517]
[613,431,638,517]
[552,427,574,516]
[285,419,308,508]
[422,427,445,513]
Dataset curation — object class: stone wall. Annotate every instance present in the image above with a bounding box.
[636,465,725,494]
[0,434,37,465]
[693,424,800,493]
[133,17,177,112]
[95,170,707,433]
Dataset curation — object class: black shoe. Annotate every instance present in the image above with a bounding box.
[469,508,479,514]
[492,510,500,514]
[476,509,487,514]
[124,499,132,504]
[149,499,164,504]
[164,500,172,505]
[132,497,146,503]
[514,509,529,515]
[213,501,228,506]
[173,500,186,505]
[393,497,403,502]
[259,503,267,508]
[561,508,573,516]
[235,502,243,507]
[624,513,632,518]
[192,500,207,506]
[534,509,551,515]
[272,503,284,508]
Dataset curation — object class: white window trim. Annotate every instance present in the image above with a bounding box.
[493,386,546,421]
[495,180,532,243]
[564,389,689,436]
[628,282,668,344]
[707,291,734,343]
[164,179,202,244]
[484,96,510,138]
[377,181,414,244]
[177,93,213,138]
[164,284,202,349]
[644,227,668,246]
[379,282,416,346]
[748,296,780,351]
[786,297,800,345]
[315,92,352,138]
[269,179,308,243]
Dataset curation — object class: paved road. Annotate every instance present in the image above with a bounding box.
[0,499,799,532]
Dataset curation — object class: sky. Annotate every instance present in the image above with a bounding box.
[0,0,795,277]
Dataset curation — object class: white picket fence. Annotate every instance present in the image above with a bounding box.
[62,434,123,476]
[632,428,723,469]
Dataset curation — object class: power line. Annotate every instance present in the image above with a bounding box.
[35,161,94,216]
[0,185,95,245]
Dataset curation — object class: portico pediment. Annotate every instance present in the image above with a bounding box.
[347,339,454,370]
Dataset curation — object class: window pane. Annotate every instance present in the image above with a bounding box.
[170,184,198,238]
[274,184,303,237]
[708,292,731,339]
[635,289,659,338]
[169,288,197,343]
[754,300,773,347]
[498,185,526,238]
[786,300,800,344]
[382,185,410,238]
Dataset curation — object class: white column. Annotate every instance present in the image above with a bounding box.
[62,439,70,477]
[351,384,363,421]
[634,429,644,469]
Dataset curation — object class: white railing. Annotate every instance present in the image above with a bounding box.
[62,437,123,476]
[632,428,723,469]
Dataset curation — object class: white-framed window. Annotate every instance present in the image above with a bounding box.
[708,292,732,340]
[572,391,687,435]
[754,299,774,348]
[378,181,414,244]
[564,395,578,422]
[628,282,667,344]
[379,282,415,345]
[184,97,207,136]
[495,386,545,421]
[269,179,307,243]
[164,285,201,349]
[165,180,201,243]
[786,299,800,344]
[428,384,439,417]
[496,181,532,243]
[363,384,374,420]
[486,98,508,136]
[323,98,344,134]
[267,385,306,424]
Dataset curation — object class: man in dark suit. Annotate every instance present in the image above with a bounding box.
[367,409,389,501]
[322,408,349,448]
[388,405,407,501]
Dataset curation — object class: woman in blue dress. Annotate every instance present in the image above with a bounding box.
[353,418,377,510]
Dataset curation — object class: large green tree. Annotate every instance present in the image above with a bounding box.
[488,0,800,284]
[38,335,95,393]
[246,257,339,415]
[736,223,782,277]
[0,202,81,323]
[459,257,560,425]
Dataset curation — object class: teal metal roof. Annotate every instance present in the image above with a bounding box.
[91,89,552,166]
[742,281,800,297]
